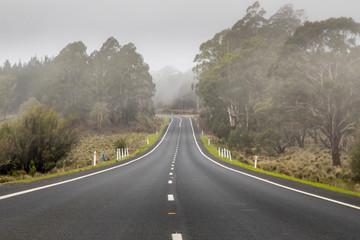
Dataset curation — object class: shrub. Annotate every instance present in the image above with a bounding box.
[210,117,231,139]
[351,131,360,181]
[11,170,27,178]
[114,138,127,150]
[228,128,254,150]
[0,103,78,174]
[28,160,36,177]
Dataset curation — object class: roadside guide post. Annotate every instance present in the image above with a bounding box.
[94,151,96,166]
[102,151,105,162]
[254,155,258,168]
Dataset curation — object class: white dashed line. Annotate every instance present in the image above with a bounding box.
[169,172,173,176]
[168,180,173,184]
[168,194,174,201]
[172,233,183,240]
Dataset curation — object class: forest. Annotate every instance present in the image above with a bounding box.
[0,37,155,174]
[194,2,360,181]
[152,66,197,111]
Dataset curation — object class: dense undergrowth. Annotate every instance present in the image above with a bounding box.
[0,117,168,184]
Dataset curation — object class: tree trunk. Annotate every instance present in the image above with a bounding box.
[331,141,341,167]
[245,105,249,130]
[227,104,237,128]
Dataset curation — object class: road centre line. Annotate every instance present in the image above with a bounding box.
[0,118,175,201]
[168,180,173,184]
[188,117,360,210]
[168,194,174,201]
[172,233,183,240]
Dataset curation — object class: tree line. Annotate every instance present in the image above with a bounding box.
[152,66,197,111]
[0,37,155,174]
[194,1,360,175]
[0,37,155,127]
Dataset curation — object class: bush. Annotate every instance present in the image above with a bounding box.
[210,118,231,139]
[228,128,254,150]
[0,103,78,174]
[351,131,360,181]
[114,138,127,150]
[11,170,27,178]
[28,160,36,177]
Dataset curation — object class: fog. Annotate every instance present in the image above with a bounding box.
[152,66,196,110]
[1,0,360,197]
[1,0,359,72]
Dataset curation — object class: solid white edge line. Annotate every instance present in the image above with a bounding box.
[188,116,360,210]
[172,233,183,240]
[0,117,175,201]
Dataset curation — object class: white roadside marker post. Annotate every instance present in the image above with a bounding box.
[147,138,149,145]
[229,151,232,161]
[126,148,129,157]
[208,138,210,145]
[254,155,258,168]
[218,148,220,156]
[121,148,124,159]
[202,130,204,136]
[94,151,96,166]
[221,148,224,158]
[116,149,119,160]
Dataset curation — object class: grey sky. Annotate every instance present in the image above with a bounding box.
[1,0,359,71]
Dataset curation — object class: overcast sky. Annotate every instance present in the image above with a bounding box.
[1,0,359,72]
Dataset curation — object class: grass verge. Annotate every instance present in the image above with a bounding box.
[1,117,169,184]
[200,135,360,197]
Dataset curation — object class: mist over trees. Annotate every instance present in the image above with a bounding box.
[152,66,197,110]
[0,37,155,127]
[194,1,360,171]
[0,37,155,174]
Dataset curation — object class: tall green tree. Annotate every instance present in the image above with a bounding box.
[274,17,360,166]
[0,73,16,120]
[50,41,89,114]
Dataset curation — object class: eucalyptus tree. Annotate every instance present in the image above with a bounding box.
[0,73,16,120]
[194,3,305,132]
[87,37,121,128]
[274,17,360,166]
[107,43,154,124]
[0,60,17,120]
[49,41,89,114]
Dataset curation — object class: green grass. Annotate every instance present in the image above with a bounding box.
[1,117,169,185]
[200,135,360,197]
[133,117,169,156]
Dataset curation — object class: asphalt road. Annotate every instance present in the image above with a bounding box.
[0,116,359,240]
